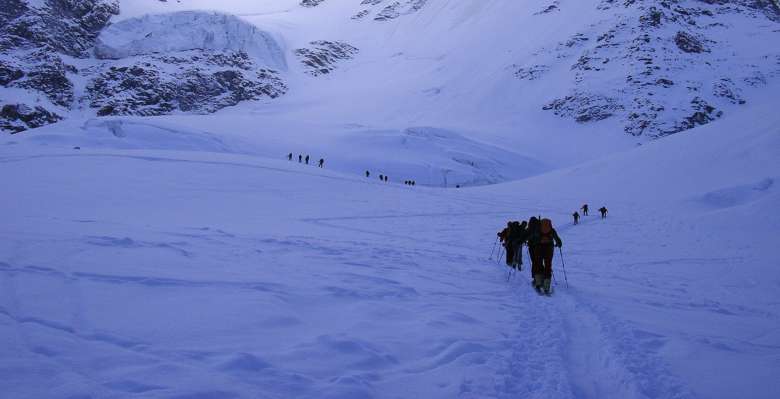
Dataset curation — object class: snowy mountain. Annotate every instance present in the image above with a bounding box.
[2,0,778,139]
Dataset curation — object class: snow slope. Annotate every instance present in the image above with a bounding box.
[1,91,778,399]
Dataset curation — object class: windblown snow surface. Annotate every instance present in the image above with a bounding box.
[2,0,780,398]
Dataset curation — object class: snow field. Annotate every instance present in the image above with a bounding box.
[1,99,778,398]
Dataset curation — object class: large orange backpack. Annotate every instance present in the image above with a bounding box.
[540,218,553,244]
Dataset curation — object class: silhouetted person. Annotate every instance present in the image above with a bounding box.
[366,171,370,178]
[287,153,292,161]
[573,211,580,225]
[599,207,608,219]
[305,155,310,165]
[318,158,324,168]
[298,154,302,163]
[456,184,460,188]
[527,217,562,294]
[379,174,384,181]
[581,204,589,216]
[412,181,415,186]
[384,176,388,182]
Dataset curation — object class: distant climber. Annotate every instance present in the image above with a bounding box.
[379,174,384,181]
[305,155,310,165]
[527,217,562,295]
[599,206,608,219]
[384,176,388,182]
[581,204,589,216]
[573,211,580,225]
[318,158,324,168]
[287,153,293,161]
[298,154,302,163]
[366,171,370,178]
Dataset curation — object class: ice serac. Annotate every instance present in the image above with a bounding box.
[94,11,287,71]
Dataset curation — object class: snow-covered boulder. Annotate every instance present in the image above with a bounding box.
[94,11,287,71]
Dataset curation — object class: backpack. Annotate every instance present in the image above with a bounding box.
[540,218,553,244]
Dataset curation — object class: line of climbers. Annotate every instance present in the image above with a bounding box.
[572,203,608,225]
[497,217,562,295]
[288,153,325,168]
[286,154,419,186]
[365,170,418,186]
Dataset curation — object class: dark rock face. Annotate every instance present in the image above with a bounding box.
[295,41,359,76]
[0,61,25,85]
[87,51,287,116]
[543,92,624,123]
[674,31,707,53]
[301,0,326,7]
[669,97,723,133]
[9,51,75,107]
[1,0,119,57]
[351,0,429,21]
[0,0,119,133]
[0,103,62,133]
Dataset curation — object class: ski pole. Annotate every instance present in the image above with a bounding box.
[489,237,498,260]
[496,246,504,265]
[558,247,569,288]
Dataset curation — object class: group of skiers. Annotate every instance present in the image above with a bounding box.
[497,217,563,295]
[372,173,389,182]
[288,153,325,168]
[572,203,608,225]
[287,153,421,186]
[364,170,418,186]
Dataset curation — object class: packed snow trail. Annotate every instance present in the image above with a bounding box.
[1,104,779,398]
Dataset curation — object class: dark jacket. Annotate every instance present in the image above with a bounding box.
[508,223,528,246]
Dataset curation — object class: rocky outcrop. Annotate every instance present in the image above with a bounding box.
[295,41,359,76]
[543,92,624,123]
[87,51,286,116]
[0,103,62,133]
[525,0,780,138]
[301,0,326,7]
[674,31,707,53]
[0,0,119,57]
[349,0,429,21]
[7,51,75,107]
